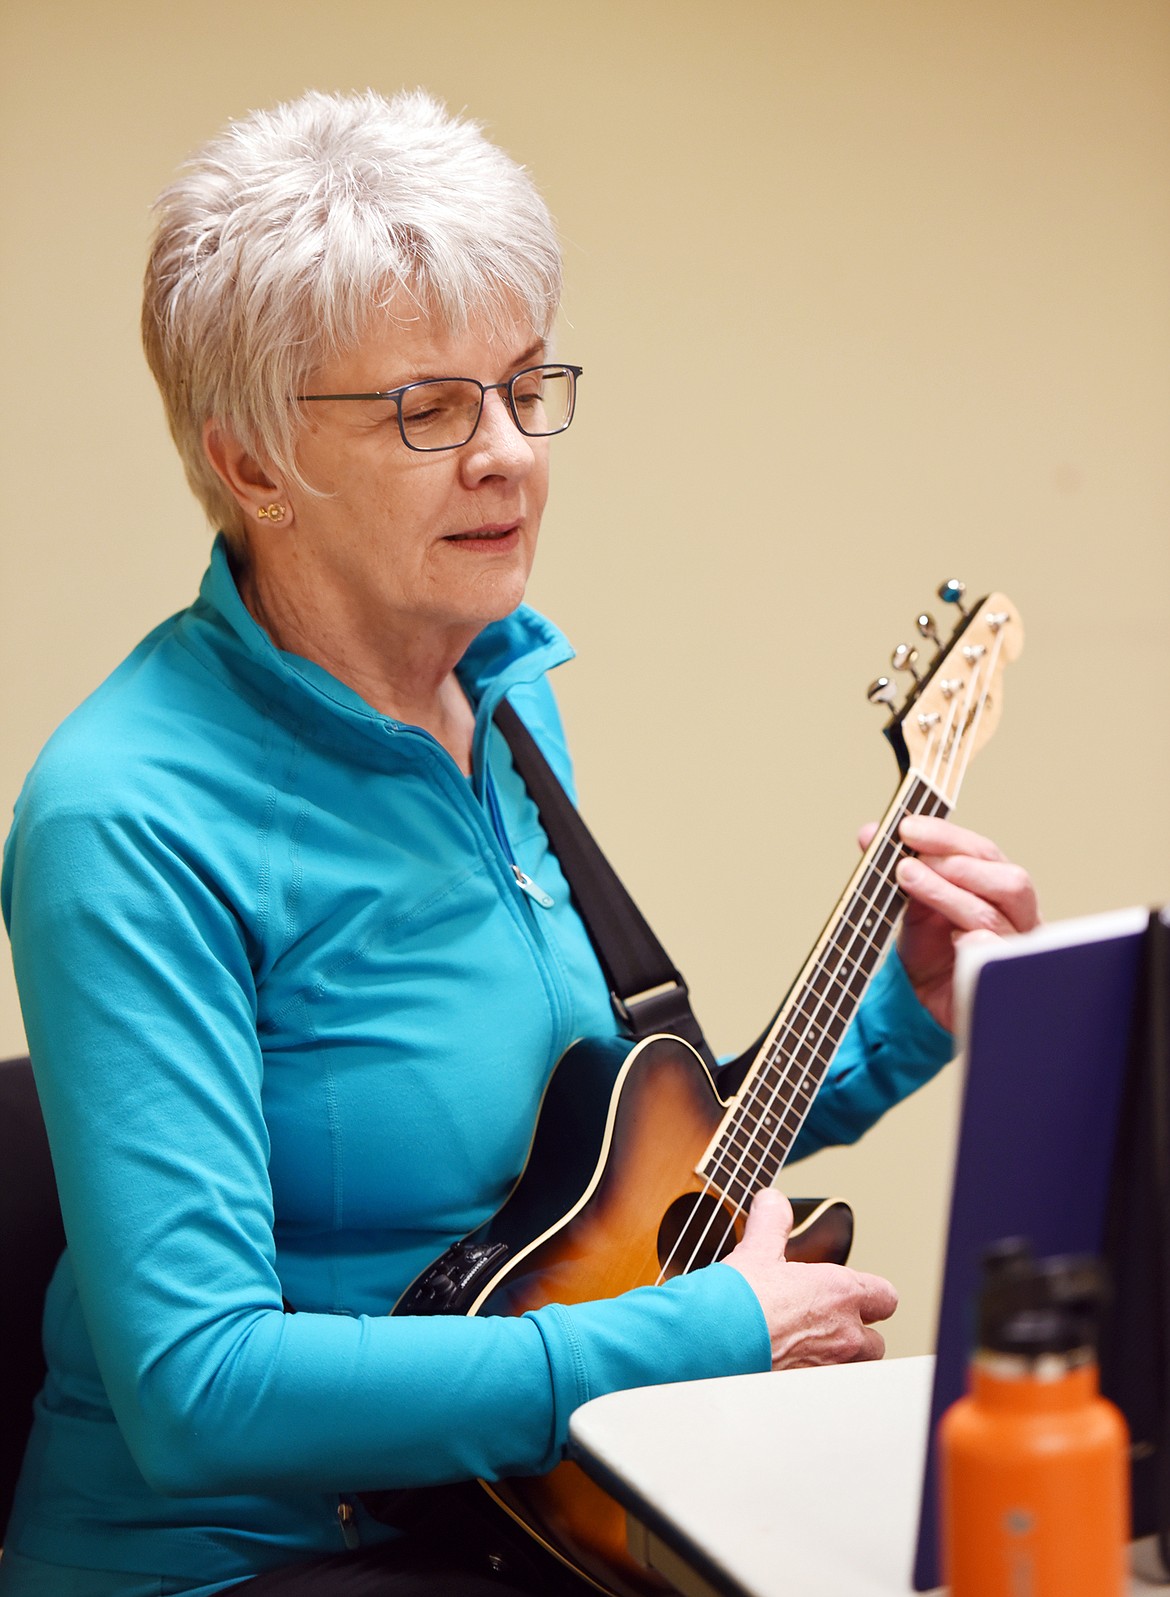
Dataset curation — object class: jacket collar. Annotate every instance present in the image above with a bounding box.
[186,534,574,756]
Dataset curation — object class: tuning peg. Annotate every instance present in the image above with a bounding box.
[890,643,921,681]
[916,613,940,646]
[867,676,897,708]
[938,578,969,615]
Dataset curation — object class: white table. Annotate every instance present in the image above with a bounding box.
[568,1356,1164,1597]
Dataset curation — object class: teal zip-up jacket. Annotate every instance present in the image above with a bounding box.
[0,539,952,1591]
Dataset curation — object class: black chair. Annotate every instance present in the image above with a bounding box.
[0,1055,65,1539]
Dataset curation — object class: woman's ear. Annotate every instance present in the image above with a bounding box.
[203,420,294,529]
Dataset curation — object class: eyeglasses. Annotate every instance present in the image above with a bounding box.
[296,363,582,453]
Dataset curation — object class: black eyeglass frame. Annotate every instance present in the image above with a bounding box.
[295,363,583,453]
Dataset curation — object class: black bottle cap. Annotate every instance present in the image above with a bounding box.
[975,1241,1109,1357]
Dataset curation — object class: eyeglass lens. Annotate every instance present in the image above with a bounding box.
[399,365,575,451]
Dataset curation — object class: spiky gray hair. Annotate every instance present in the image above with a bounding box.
[142,89,562,537]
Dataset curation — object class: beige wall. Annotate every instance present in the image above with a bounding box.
[2,0,1168,1359]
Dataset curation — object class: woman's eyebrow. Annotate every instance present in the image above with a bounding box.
[390,339,548,389]
[507,338,547,372]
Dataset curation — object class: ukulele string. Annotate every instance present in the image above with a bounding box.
[946,629,1004,806]
[933,667,977,805]
[681,850,910,1272]
[660,620,1004,1281]
[650,1168,726,1286]
[707,780,945,1238]
[661,779,939,1281]
[924,695,964,801]
[689,621,1006,1272]
[727,636,1007,1247]
[661,770,951,1283]
[711,790,924,1240]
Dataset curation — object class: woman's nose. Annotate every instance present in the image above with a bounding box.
[460,387,537,480]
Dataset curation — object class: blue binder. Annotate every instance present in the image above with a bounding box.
[913,905,1160,1590]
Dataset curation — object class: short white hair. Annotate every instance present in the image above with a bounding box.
[142,88,563,538]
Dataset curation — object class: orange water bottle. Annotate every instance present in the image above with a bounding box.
[939,1241,1130,1597]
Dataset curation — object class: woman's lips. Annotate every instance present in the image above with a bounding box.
[444,522,520,545]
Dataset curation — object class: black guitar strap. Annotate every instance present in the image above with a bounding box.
[493,699,715,1070]
[358,705,716,1540]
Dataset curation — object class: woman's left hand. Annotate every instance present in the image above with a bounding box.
[859,814,1041,1033]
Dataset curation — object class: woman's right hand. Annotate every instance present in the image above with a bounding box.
[723,1187,898,1370]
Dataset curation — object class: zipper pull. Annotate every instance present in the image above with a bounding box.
[512,864,554,909]
[337,1497,361,1550]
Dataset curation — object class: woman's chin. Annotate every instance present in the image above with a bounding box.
[453,551,535,627]
[419,580,528,647]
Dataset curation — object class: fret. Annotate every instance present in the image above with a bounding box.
[720,1171,753,1212]
[840,903,890,937]
[719,1103,806,1166]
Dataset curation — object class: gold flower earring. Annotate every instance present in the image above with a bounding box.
[257,503,286,523]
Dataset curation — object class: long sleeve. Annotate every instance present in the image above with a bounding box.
[3,729,769,1509]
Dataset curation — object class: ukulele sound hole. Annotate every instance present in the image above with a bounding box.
[657,1194,742,1277]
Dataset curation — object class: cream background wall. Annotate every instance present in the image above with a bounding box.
[2,0,1167,1359]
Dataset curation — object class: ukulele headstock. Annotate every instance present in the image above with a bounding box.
[867,581,1024,803]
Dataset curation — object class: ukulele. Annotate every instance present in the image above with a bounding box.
[386,583,1024,1596]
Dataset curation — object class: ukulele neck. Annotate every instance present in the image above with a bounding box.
[700,769,950,1205]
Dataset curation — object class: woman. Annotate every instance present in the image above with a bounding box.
[0,89,1038,1596]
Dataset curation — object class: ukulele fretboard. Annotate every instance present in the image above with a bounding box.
[700,770,950,1217]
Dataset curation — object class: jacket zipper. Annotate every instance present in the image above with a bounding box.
[389,721,572,1047]
[483,766,555,908]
